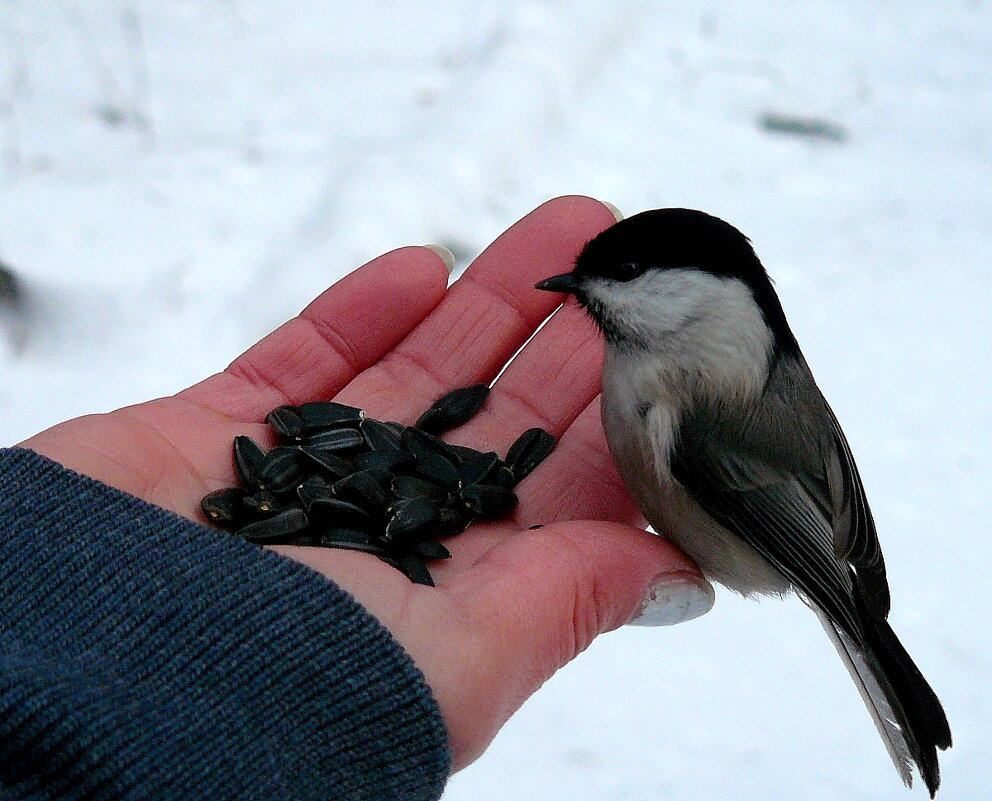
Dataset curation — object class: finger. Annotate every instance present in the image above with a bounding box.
[443,300,603,453]
[335,196,618,420]
[180,246,451,421]
[437,521,713,768]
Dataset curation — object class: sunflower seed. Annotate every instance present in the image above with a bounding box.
[435,506,473,538]
[257,446,306,491]
[458,451,499,486]
[401,426,461,465]
[446,443,482,463]
[200,487,248,524]
[361,418,403,451]
[317,526,381,549]
[237,508,309,541]
[303,427,364,452]
[385,498,440,543]
[354,448,415,473]
[397,553,435,586]
[242,490,284,517]
[391,474,450,502]
[300,447,354,479]
[320,539,390,556]
[505,427,555,483]
[459,484,518,516]
[297,476,335,510]
[413,451,461,489]
[412,540,452,560]
[308,497,378,530]
[333,470,390,513]
[233,436,267,488]
[297,400,364,430]
[415,384,490,435]
[490,464,516,489]
[265,405,304,439]
[206,385,559,586]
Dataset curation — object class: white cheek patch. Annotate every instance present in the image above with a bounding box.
[590,268,774,400]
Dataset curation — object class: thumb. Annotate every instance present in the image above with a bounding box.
[439,521,714,768]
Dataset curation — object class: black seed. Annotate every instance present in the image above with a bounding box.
[505,427,555,483]
[354,448,415,473]
[237,508,309,541]
[303,427,364,452]
[413,540,452,560]
[361,418,403,451]
[413,451,461,489]
[309,497,378,530]
[360,467,394,487]
[528,524,545,530]
[401,426,461,465]
[200,487,248,524]
[415,384,490,435]
[447,443,483,463]
[320,526,374,545]
[233,436,267,488]
[383,421,406,435]
[490,464,516,488]
[317,526,385,552]
[333,470,390,513]
[257,446,305,491]
[392,474,450,502]
[300,447,354,479]
[296,475,334,509]
[297,400,364,430]
[436,506,473,538]
[242,490,284,517]
[319,538,390,556]
[459,484,518,516]
[265,405,304,439]
[385,498,440,543]
[458,451,499,486]
[397,553,435,586]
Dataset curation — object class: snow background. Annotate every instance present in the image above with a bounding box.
[1,2,989,798]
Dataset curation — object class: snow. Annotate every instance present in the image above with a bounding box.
[1,2,989,798]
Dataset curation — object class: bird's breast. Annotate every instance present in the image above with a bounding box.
[600,353,791,597]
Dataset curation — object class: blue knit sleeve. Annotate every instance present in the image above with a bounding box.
[0,448,450,800]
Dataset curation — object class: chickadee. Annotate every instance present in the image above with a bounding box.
[537,208,951,796]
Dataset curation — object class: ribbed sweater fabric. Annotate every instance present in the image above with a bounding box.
[0,448,449,800]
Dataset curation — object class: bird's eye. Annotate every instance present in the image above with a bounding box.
[615,261,643,282]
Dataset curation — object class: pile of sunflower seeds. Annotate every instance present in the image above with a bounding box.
[200,384,555,586]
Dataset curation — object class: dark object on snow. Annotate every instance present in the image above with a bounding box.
[759,112,847,143]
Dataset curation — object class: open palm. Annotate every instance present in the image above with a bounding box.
[20,196,708,770]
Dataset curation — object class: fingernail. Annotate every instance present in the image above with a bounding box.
[627,573,714,627]
[601,201,624,222]
[423,244,456,273]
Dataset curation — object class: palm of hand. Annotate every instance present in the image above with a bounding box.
[20,197,699,770]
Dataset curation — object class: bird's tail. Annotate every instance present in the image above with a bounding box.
[816,603,951,797]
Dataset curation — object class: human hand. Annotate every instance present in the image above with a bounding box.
[20,196,713,771]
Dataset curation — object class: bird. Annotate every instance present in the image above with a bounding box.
[536,208,951,796]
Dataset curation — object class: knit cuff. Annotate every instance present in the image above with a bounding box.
[0,447,450,800]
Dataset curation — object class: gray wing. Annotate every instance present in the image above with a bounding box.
[670,354,890,639]
[822,402,890,616]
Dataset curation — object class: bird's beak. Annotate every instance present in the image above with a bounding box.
[535,272,582,294]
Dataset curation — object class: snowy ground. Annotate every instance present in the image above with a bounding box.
[1,2,989,798]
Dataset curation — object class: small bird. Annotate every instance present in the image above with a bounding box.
[537,208,951,796]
